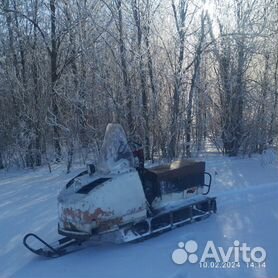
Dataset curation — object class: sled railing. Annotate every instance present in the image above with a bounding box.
[203,172,212,195]
[23,233,62,257]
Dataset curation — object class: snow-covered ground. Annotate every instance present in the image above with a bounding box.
[0,152,278,278]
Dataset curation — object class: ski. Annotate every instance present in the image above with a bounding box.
[23,233,86,258]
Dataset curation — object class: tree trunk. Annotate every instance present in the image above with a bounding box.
[13,0,27,89]
[2,0,19,114]
[0,152,4,169]
[132,0,150,160]
[269,52,278,145]
[143,2,156,160]
[115,0,133,134]
[257,53,269,153]
[50,0,61,160]
[32,0,42,166]
[169,0,187,159]
[186,12,206,157]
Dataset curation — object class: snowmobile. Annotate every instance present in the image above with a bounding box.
[23,123,216,258]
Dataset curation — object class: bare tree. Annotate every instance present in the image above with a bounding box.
[169,0,188,158]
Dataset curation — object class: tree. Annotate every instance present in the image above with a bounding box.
[168,0,188,158]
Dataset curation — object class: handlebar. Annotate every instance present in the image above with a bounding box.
[203,172,212,195]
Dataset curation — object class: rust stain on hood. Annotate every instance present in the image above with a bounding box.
[63,207,114,224]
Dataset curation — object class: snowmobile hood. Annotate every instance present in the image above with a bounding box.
[58,174,111,202]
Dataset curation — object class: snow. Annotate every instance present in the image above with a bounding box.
[0,153,278,278]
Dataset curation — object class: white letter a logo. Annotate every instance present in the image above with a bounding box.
[200,241,220,262]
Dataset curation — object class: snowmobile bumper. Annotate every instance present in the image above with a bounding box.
[58,225,91,240]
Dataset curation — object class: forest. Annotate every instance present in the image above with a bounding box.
[0,0,277,170]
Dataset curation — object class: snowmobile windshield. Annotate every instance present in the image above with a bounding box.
[97,123,135,174]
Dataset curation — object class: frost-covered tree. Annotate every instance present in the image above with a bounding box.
[0,0,277,169]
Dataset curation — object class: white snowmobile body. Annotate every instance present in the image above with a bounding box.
[57,124,214,240]
[58,170,147,237]
[58,124,147,238]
